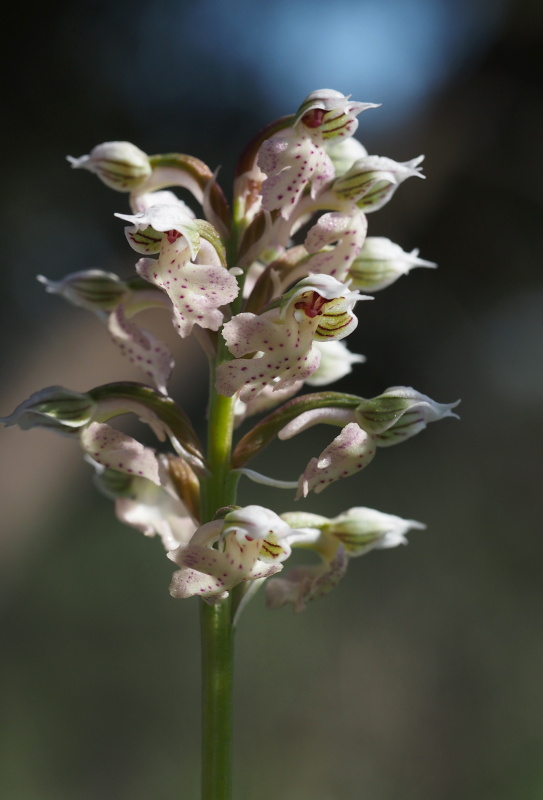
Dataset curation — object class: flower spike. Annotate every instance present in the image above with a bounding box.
[4,88,454,631]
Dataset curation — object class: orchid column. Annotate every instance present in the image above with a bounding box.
[2,90,458,800]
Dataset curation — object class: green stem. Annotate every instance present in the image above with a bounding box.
[200,362,237,800]
[200,599,234,800]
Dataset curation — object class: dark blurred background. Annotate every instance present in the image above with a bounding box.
[2,0,543,798]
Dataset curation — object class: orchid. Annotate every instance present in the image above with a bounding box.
[116,204,239,337]
[266,507,425,612]
[2,89,458,799]
[331,154,425,212]
[168,505,297,602]
[258,90,376,220]
[276,387,460,496]
[216,274,365,401]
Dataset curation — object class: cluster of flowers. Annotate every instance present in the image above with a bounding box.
[2,90,458,613]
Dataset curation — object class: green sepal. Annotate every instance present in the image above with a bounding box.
[194,219,227,266]
[354,393,417,434]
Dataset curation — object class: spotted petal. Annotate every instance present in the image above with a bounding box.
[297,422,377,498]
[136,233,239,337]
[216,309,320,402]
[266,546,348,613]
[80,422,161,485]
[107,306,173,395]
[258,129,335,219]
[303,210,367,281]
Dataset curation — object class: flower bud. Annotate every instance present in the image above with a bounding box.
[347,237,436,292]
[38,270,127,312]
[295,89,378,141]
[321,507,425,556]
[305,341,365,386]
[355,387,460,443]
[67,141,151,191]
[332,155,424,212]
[1,387,95,432]
[325,137,368,177]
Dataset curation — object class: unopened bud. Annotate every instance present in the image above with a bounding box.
[348,237,436,292]
[332,155,424,212]
[322,507,425,556]
[1,387,95,432]
[67,141,151,191]
[38,270,127,312]
[355,387,460,443]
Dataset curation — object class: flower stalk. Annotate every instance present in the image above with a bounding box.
[200,597,234,800]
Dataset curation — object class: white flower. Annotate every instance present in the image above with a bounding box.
[168,505,296,602]
[278,387,459,495]
[39,270,174,394]
[332,155,425,212]
[216,275,366,402]
[116,205,239,338]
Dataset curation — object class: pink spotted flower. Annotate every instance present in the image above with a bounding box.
[216,274,367,402]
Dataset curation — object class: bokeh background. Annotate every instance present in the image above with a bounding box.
[2,0,543,798]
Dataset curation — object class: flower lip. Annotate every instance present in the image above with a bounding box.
[294,291,329,319]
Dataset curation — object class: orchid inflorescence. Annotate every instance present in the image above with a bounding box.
[3,90,458,615]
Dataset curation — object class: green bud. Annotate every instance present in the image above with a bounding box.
[1,387,95,432]
[38,270,127,312]
[67,141,152,191]
[355,387,460,443]
[348,237,436,292]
